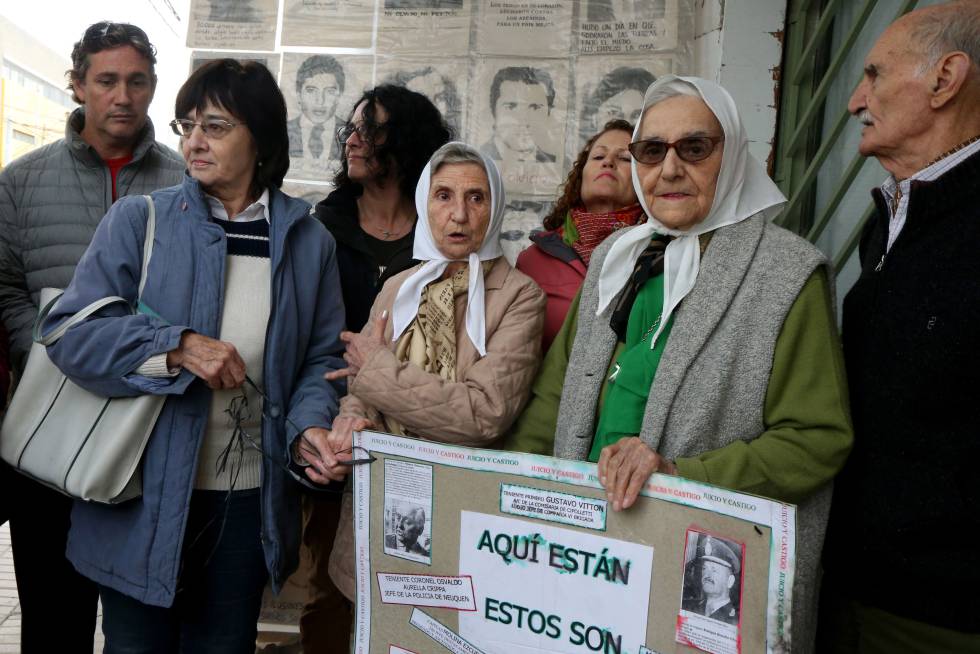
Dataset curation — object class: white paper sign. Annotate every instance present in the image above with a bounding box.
[499,484,607,531]
[458,511,654,654]
[377,573,477,611]
[410,608,487,654]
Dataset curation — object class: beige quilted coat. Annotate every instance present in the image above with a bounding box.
[328,256,546,600]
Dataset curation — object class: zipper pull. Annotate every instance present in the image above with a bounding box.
[874,254,885,272]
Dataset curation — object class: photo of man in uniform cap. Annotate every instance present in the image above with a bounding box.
[681,535,742,625]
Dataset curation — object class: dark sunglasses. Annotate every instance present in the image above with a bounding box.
[628,136,723,165]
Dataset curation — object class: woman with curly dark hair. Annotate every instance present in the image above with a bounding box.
[516,119,643,350]
[313,84,452,332]
[305,84,450,652]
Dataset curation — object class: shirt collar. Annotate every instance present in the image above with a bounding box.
[882,138,980,203]
[205,188,270,223]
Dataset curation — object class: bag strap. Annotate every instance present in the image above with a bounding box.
[34,195,158,346]
[138,194,155,300]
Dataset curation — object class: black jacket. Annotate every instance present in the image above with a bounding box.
[824,148,980,632]
[313,186,418,332]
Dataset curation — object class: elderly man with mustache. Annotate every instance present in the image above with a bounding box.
[819,3,980,652]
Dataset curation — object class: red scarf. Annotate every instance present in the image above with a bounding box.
[569,204,644,265]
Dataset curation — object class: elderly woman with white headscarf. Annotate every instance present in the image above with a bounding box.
[299,141,545,601]
[505,76,852,650]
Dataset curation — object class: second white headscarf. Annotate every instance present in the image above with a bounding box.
[595,75,787,347]
[390,142,506,357]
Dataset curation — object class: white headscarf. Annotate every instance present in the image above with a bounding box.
[596,75,787,347]
[390,142,506,357]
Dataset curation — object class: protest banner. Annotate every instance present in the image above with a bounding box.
[351,431,796,654]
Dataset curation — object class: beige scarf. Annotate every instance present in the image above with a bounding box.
[384,264,492,435]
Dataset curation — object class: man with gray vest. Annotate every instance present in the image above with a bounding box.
[819,2,980,651]
[0,21,183,652]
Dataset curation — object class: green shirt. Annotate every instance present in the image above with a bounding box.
[503,267,852,504]
[589,274,673,461]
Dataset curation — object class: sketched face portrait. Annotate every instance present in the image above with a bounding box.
[597,88,645,127]
[500,200,547,264]
[299,72,341,125]
[581,66,657,143]
[495,80,550,157]
[406,71,450,119]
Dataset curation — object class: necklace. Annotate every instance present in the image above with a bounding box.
[365,216,413,240]
[925,133,980,168]
[640,315,662,343]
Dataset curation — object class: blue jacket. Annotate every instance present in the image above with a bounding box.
[44,175,345,607]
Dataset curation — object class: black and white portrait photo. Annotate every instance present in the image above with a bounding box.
[680,532,743,626]
[384,501,432,563]
[480,66,558,164]
[287,55,345,161]
[381,65,462,135]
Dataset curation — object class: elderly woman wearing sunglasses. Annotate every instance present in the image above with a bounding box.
[506,75,852,651]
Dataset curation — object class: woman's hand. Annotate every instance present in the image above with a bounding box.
[166,332,245,389]
[598,436,677,511]
[295,416,375,484]
[325,311,388,382]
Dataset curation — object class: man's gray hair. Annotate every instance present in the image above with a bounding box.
[430,142,486,174]
[913,1,980,74]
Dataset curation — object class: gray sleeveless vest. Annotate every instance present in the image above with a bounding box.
[555,214,831,652]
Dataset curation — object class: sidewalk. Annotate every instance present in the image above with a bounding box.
[0,523,104,653]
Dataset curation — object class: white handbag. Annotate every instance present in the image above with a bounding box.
[0,196,166,503]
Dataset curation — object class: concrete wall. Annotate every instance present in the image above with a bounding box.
[694,0,788,167]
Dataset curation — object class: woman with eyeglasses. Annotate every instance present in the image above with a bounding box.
[301,85,451,653]
[41,59,345,653]
[505,76,852,650]
[516,118,643,351]
[314,85,452,334]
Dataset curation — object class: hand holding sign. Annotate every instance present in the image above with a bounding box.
[598,436,677,511]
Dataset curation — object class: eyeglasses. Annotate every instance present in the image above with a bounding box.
[170,118,243,140]
[336,122,386,145]
[628,136,724,165]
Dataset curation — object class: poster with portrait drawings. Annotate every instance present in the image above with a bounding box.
[186,0,277,51]
[468,58,570,197]
[280,53,374,183]
[572,55,675,151]
[378,0,472,55]
[281,0,376,49]
[475,0,574,57]
[578,0,682,54]
[189,50,282,76]
[376,56,471,138]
